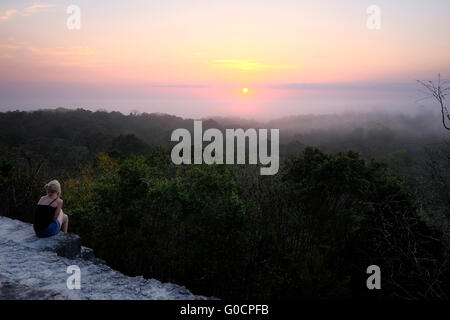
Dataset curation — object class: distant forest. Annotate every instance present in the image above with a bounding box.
[0,108,448,299]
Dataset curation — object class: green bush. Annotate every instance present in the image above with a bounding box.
[65,148,448,299]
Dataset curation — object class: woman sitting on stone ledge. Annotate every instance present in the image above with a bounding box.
[33,180,69,237]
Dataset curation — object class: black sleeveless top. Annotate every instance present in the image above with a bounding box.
[33,198,58,232]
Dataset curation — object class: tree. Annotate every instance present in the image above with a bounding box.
[418,74,450,130]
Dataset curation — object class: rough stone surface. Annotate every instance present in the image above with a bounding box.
[0,216,206,300]
[0,216,81,258]
[0,274,66,300]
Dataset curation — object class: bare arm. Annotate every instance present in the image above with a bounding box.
[53,199,63,221]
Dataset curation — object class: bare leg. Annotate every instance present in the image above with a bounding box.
[57,210,69,234]
[61,214,68,233]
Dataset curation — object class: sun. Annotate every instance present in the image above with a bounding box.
[242,87,249,94]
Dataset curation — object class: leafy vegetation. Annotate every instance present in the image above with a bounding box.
[0,109,448,299]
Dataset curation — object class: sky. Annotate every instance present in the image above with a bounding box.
[1,0,450,120]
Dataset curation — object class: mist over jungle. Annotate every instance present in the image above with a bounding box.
[0,108,448,299]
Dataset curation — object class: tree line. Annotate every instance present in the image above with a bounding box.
[0,109,448,299]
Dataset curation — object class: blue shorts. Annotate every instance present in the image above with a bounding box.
[36,220,61,238]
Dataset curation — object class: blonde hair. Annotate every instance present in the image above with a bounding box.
[45,180,61,195]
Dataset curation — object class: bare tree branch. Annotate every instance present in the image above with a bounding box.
[417,74,450,130]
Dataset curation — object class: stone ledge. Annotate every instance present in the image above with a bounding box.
[0,216,81,259]
[0,274,67,300]
[0,216,211,300]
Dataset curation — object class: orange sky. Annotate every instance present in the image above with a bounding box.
[1,0,450,118]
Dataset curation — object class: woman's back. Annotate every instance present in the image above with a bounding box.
[33,196,58,232]
[34,180,69,236]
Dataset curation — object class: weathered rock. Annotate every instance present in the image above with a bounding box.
[0,274,67,300]
[0,216,208,300]
[80,246,95,260]
[0,216,81,258]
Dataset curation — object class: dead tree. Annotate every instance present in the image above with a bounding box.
[417,74,450,130]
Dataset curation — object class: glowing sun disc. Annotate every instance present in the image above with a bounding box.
[242,87,249,93]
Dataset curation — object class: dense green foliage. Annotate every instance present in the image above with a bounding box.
[0,109,448,299]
